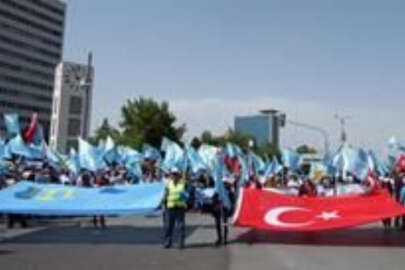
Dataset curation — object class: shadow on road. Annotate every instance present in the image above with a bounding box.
[235,227,405,247]
[1,225,198,245]
[0,250,14,255]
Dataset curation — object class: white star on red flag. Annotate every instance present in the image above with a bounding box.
[317,211,340,221]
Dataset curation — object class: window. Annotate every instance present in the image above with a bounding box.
[0,59,54,80]
[1,0,65,26]
[0,33,61,59]
[0,5,63,37]
[0,74,53,92]
[67,118,81,137]
[27,0,65,17]
[0,87,52,103]
[69,96,82,115]
[0,46,55,70]
[0,21,62,49]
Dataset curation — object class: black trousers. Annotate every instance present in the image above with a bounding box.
[164,208,186,247]
[212,208,229,244]
[7,214,28,229]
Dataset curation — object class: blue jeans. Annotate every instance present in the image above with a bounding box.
[164,208,185,247]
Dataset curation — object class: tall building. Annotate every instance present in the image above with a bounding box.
[50,53,94,153]
[234,110,286,149]
[0,0,66,139]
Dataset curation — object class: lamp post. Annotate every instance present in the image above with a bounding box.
[334,114,351,144]
[286,120,331,160]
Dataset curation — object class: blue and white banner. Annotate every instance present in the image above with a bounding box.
[0,181,164,216]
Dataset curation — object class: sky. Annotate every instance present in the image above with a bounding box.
[63,0,405,154]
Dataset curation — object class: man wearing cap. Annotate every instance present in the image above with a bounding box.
[160,167,188,249]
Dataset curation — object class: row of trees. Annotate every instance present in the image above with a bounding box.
[91,97,317,158]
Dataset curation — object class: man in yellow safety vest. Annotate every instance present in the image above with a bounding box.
[161,167,188,249]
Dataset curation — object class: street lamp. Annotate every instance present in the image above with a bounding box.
[334,114,351,144]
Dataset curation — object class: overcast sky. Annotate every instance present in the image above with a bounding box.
[63,0,405,154]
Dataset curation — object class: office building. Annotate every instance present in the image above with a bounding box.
[234,110,286,149]
[0,0,66,139]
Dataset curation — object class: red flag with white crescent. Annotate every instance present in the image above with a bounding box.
[232,188,405,232]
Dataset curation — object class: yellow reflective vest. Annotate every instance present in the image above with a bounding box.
[166,179,187,209]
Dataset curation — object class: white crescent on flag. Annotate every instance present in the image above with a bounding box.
[264,207,314,228]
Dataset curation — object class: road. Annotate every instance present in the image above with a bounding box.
[1,214,405,270]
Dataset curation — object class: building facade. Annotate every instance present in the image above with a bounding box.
[50,54,94,153]
[0,0,66,139]
[234,110,285,149]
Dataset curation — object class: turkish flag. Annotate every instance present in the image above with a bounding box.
[232,188,405,232]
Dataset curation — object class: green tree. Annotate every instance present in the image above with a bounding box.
[119,97,185,149]
[225,129,252,150]
[199,128,253,151]
[254,143,280,160]
[90,118,121,144]
[296,144,317,154]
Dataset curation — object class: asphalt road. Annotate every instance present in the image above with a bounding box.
[1,214,405,270]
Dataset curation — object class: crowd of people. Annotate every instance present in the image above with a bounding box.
[2,147,405,248]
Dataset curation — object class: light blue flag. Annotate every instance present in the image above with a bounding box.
[120,146,140,164]
[388,137,405,152]
[103,136,119,164]
[126,157,143,181]
[248,152,265,174]
[6,135,43,159]
[142,144,161,161]
[264,161,273,178]
[66,148,80,174]
[238,155,249,184]
[185,145,206,173]
[368,150,388,176]
[78,138,105,172]
[44,143,60,164]
[225,143,242,158]
[0,181,165,216]
[161,137,185,171]
[331,150,344,177]
[4,113,20,137]
[0,139,5,159]
[265,156,282,177]
[387,137,405,167]
[348,148,369,181]
[281,149,301,171]
[333,143,358,179]
[212,157,231,210]
[198,144,219,171]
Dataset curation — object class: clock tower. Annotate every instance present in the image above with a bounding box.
[50,53,95,153]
